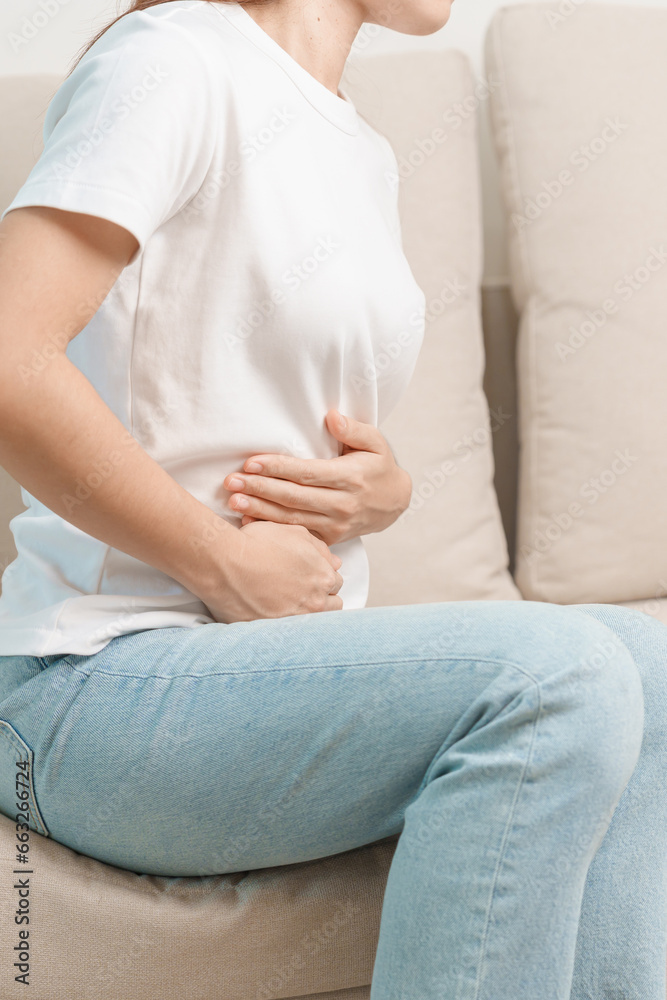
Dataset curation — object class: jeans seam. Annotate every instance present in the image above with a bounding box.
[57,655,545,684]
[471,678,542,1000]
[0,721,51,838]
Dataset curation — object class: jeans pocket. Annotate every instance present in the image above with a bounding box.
[0,721,50,837]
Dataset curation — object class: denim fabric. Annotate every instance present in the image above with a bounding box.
[0,599,665,999]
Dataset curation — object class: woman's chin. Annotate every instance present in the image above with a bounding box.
[393,2,454,37]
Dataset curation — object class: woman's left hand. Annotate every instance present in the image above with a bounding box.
[222,409,412,546]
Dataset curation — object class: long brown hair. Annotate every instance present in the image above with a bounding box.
[69,0,275,76]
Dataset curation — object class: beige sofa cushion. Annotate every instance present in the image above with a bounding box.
[344,52,520,605]
[0,809,393,1000]
[486,2,667,605]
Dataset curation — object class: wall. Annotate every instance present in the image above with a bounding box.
[0,0,657,281]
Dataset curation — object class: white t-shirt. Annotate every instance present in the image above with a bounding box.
[0,0,426,656]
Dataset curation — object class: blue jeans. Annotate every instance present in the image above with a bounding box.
[0,599,665,999]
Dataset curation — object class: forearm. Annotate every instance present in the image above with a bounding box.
[0,353,236,602]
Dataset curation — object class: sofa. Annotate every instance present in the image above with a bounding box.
[1,4,666,998]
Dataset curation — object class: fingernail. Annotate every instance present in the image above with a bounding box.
[337,414,347,429]
[245,462,263,473]
[227,476,245,490]
[232,495,249,509]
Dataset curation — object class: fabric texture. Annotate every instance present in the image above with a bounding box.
[486,2,667,604]
[2,598,666,999]
[343,52,520,607]
[0,0,426,655]
[0,806,390,999]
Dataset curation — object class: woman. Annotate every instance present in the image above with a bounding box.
[0,0,665,996]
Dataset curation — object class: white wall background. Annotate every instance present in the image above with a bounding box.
[0,0,659,281]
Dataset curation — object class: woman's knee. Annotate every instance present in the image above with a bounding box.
[568,601,667,735]
[569,601,667,678]
[429,601,645,756]
[448,601,638,685]
[466,603,643,773]
[525,604,645,788]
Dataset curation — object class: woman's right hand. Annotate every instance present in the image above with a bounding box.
[200,520,345,623]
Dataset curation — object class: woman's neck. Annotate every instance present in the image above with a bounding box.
[240,0,365,96]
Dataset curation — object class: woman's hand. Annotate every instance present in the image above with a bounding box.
[200,521,344,623]
[222,409,413,547]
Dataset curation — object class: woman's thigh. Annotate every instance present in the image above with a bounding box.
[0,599,644,877]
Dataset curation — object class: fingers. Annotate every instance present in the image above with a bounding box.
[228,487,336,520]
[307,531,342,570]
[325,409,387,454]
[227,472,344,511]
[324,594,345,612]
[240,455,343,489]
[234,500,335,543]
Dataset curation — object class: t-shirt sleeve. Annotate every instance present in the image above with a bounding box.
[1,11,221,265]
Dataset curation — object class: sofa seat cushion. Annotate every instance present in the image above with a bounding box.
[0,810,397,1000]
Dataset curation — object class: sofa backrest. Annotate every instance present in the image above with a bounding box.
[487,1,667,613]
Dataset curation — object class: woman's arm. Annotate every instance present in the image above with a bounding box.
[0,206,343,621]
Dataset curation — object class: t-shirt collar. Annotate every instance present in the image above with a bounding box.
[212,1,361,136]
